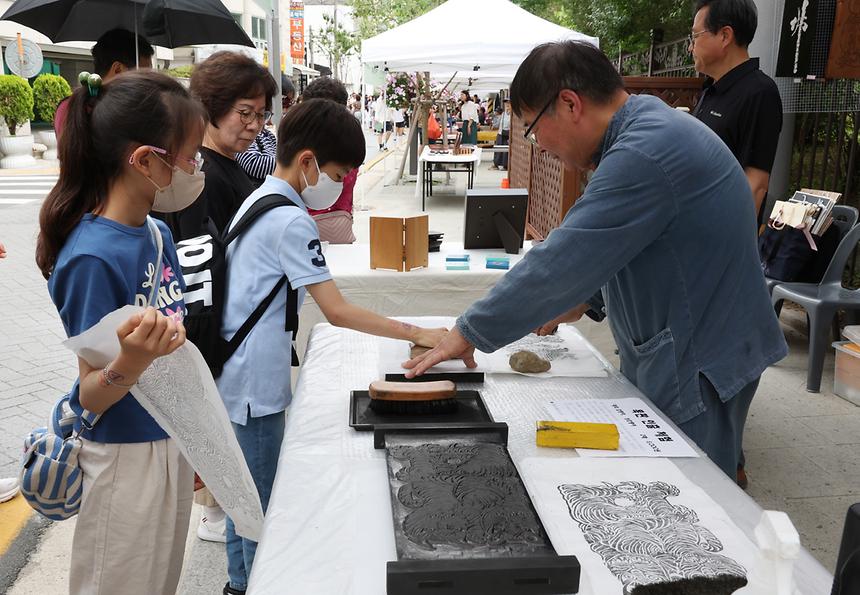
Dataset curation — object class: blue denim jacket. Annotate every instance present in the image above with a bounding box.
[458,94,787,425]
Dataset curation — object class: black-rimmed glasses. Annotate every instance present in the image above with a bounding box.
[523,96,556,146]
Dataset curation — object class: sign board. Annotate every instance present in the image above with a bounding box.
[290,0,305,63]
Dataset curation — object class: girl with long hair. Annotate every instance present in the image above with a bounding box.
[36,70,206,594]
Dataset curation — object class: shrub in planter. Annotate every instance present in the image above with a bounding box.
[0,75,35,135]
[33,74,72,125]
[167,65,193,79]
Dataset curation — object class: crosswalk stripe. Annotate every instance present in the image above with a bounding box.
[0,188,53,194]
[0,199,40,205]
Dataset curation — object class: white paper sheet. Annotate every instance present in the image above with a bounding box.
[377,325,607,378]
[520,457,758,594]
[64,305,264,540]
[477,326,608,377]
[544,398,699,458]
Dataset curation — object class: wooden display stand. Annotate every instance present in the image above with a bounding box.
[370,215,429,272]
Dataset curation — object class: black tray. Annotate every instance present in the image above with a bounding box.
[384,371,485,383]
[349,390,493,431]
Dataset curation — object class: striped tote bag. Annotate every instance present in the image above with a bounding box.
[18,399,100,520]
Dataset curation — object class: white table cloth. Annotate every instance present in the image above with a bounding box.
[249,318,833,594]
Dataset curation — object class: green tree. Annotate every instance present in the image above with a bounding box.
[349,0,445,39]
[313,13,361,79]
[32,74,72,125]
[0,75,35,135]
[349,0,692,55]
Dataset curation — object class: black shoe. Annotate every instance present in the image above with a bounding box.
[224,582,246,595]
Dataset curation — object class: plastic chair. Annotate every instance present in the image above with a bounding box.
[765,205,859,295]
[832,503,860,595]
[771,220,860,392]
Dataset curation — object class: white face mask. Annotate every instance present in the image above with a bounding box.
[146,153,206,213]
[300,157,343,210]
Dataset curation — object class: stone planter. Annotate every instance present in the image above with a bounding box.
[0,118,31,137]
[0,133,38,169]
[37,130,58,161]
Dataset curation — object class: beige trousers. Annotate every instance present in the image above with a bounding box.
[69,438,194,595]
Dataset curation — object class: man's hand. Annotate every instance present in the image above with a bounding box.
[534,303,591,336]
[402,326,476,378]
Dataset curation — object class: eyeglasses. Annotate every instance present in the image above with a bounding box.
[688,29,710,46]
[523,95,556,146]
[233,106,273,126]
[147,146,204,174]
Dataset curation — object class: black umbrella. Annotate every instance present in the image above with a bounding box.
[0,0,254,48]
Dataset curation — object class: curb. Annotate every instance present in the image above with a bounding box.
[0,504,50,594]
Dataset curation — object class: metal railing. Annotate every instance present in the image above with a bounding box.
[616,33,696,78]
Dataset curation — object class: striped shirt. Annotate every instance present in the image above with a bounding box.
[237,128,278,184]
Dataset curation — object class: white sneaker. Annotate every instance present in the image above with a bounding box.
[0,477,19,503]
[197,513,227,543]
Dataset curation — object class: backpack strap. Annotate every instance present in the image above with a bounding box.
[223,193,298,245]
[222,193,303,367]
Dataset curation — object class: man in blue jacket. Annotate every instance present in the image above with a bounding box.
[405,41,787,481]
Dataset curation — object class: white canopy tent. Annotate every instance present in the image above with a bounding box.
[361,0,598,86]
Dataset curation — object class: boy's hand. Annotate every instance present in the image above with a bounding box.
[410,326,449,348]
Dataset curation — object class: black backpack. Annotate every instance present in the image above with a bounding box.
[175,194,300,377]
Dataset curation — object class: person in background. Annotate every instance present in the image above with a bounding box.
[0,247,17,505]
[162,51,277,241]
[348,93,362,120]
[392,107,406,140]
[216,99,446,595]
[55,29,154,139]
[493,99,512,170]
[36,69,205,595]
[427,106,443,144]
[690,0,782,225]
[302,77,360,244]
[374,94,393,150]
[459,90,479,145]
[689,0,783,489]
[237,74,296,188]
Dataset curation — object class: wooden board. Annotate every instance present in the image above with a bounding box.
[370,217,406,271]
[404,214,429,271]
[826,0,860,79]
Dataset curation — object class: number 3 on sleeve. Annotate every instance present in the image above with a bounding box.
[308,239,327,267]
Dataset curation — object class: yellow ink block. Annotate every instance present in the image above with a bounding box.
[535,420,620,450]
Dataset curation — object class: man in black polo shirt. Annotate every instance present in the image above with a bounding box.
[690,0,783,224]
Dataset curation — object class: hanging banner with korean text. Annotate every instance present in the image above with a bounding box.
[290,0,305,63]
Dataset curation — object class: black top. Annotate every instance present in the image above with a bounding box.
[693,58,783,174]
[163,147,256,241]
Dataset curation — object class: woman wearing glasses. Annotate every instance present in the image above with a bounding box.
[162,51,277,241]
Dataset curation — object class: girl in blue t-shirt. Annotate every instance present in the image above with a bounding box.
[35,71,206,595]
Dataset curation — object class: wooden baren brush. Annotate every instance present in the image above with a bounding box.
[368,380,458,414]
